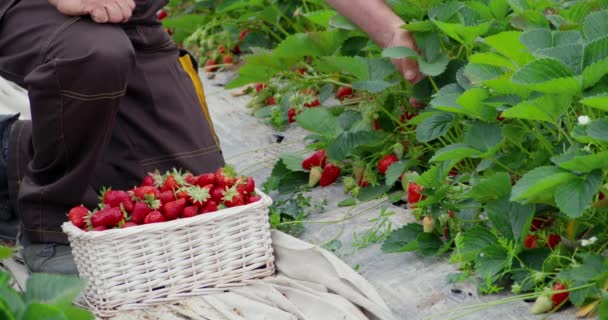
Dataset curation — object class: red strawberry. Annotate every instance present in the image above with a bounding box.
[144,211,165,224]
[188,185,212,206]
[449,211,455,218]
[546,234,561,249]
[163,198,186,221]
[202,201,218,213]
[302,150,327,170]
[131,202,152,225]
[212,187,225,204]
[102,190,129,208]
[236,176,255,195]
[90,207,123,228]
[246,194,261,204]
[223,55,234,64]
[496,113,505,122]
[185,173,197,185]
[239,29,250,42]
[551,283,569,309]
[156,9,167,20]
[92,226,107,231]
[357,176,369,188]
[141,175,155,187]
[302,89,320,108]
[205,59,219,72]
[400,112,416,122]
[158,190,175,204]
[407,182,425,207]
[68,205,89,229]
[530,217,550,231]
[218,45,227,55]
[308,167,323,187]
[231,45,241,54]
[377,154,399,175]
[197,173,216,187]
[182,206,199,218]
[336,86,353,100]
[254,83,266,93]
[319,163,341,187]
[122,222,138,228]
[161,174,179,192]
[215,167,237,188]
[266,96,277,105]
[176,189,189,202]
[222,186,245,207]
[288,107,297,123]
[296,68,306,75]
[524,234,538,249]
[133,186,156,200]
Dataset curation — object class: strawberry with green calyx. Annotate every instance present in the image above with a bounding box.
[161,174,179,192]
[223,55,234,65]
[211,187,225,204]
[176,189,190,202]
[90,207,123,228]
[288,108,297,123]
[357,176,369,188]
[68,205,89,229]
[205,59,219,72]
[422,215,434,233]
[132,186,156,200]
[216,165,238,188]
[182,206,199,218]
[246,194,261,204]
[158,190,175,204]
[163,198,186,221]
[546,234,561,249]
[524,234,538,249]
[377,154,399,175]
[235,176,255,195]
[140,174,155,187]
[302,150,327,170]
[407,182,425,208]
[184,173,198,186]
[551,283,569,310]
[144,211,165,224]
[336,86,353,100]
[266,96,277,105]
[239,29,250,42]
[197,173,216,187]
[301,89,320,108]
[187,185,212,206]
[222,185,245,207]
[131,201,152,225]
[254,82,266,93]
[202,201,218,213]
[319,163,341,187]
[218,45,227,55]
[308,167,323,187]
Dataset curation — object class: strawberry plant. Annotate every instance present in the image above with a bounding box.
[0,247,93,320]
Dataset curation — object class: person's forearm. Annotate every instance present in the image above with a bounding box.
[324,0,405,48]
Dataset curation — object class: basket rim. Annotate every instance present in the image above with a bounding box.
[61,188,272,239]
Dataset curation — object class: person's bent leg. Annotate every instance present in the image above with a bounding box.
[0,0,135,273]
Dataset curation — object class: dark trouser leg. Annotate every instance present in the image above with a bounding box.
[0,0,224,274]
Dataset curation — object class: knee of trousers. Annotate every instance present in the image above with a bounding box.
[40,21,136,97]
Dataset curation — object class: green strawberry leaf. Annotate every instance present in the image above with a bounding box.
[21,303,67,320]
[416,112,455,142]
[454,226,497,263]
[466,172,512,202]
[385,161,407,186]
[475,245,509,278]
[296,108,341,136]
[279,153,306,172]
[482,31,534,67]
[502,94,572,124]
[24,274,85,307]
[338,198,357,207]
[511,58,581,94]
[352,80,394,93]
[315,56,369,80]
[580,94,608,112]
[382,224,423,253]
[583,10,608,41]
[430,143,483,162]
[358,184,392,202]
[303,10,336,28]
[463,122,503,154]
[486,197,535,243]
[554,170,602,218]
[327,130,385,161]
[417,233,443,256]
[0,247,13,260]
[511,166,577,203]
[0,287,24,317]
[552,150,608,173]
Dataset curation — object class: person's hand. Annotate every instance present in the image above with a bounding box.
[49,0,136,23]
[385,28,425,84]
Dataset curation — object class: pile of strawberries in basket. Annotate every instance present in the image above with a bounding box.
[67,166,260,231]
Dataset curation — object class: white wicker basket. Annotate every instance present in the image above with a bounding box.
[61,189,275,317]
